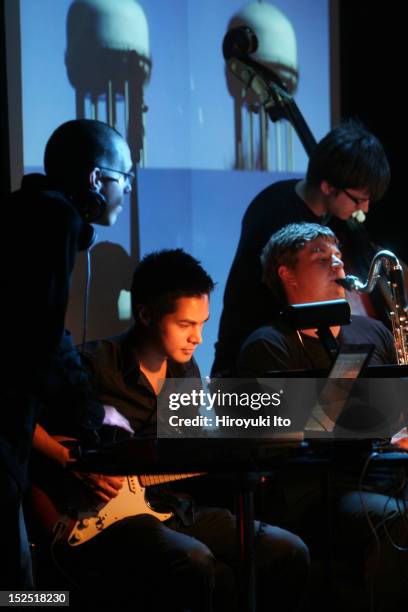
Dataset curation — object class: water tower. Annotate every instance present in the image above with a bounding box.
[66,0,151,168]
[225,2,298,171]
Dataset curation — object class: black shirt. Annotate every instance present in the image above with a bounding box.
[81,327,201,435]
[38,331,107,438]
[3,174,93,383]
[237,316,401,490]
[2,174,103,486]
[81,328,202,524]
[213,179,325,376]
[237,315,396,376]
[212,178,383,377]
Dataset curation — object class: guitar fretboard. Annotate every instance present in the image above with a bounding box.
[139,473,204,487]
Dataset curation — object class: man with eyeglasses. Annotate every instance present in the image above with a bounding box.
[212,120,391,378]
[97,165,135,225]
[42,121,134,228]
[1,119,134,589]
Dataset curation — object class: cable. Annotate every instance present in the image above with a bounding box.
[77,246,94,393]
[358,452,382,561]
[62,244,101,442]
[382,470,408,552]
[358,452,381,612]
[49,520,81,591]
[359,456,408,611]
[81,247,92,349]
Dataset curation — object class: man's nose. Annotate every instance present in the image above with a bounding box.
[359,200,369,214]
[189,328,203,345]
[332,255,344,269]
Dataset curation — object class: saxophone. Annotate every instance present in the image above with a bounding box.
[337,250,408,365]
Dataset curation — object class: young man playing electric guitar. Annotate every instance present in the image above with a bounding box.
[30,249,309,612]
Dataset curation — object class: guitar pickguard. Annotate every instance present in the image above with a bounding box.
[67,475,172,546]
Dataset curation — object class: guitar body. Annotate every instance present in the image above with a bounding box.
[30,467,203,547]
[30,435,204,547]
[67,475,172,546]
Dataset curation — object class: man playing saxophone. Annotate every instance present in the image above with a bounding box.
[339,249,408,365]
[236,222,408,611]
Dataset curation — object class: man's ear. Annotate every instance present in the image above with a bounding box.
[278,265,297,287]
[138,305,151,327]
[88,167,103,191]
[320,180,335,196]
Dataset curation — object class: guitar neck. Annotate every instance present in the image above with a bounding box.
[139,472,204,487]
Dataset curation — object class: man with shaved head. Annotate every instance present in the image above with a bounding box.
[43,119,133,227]
[1,119,134,588]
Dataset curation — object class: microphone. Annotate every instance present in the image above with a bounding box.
[222,26,258,60]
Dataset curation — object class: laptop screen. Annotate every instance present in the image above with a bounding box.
[327,344,374,379]
[305,343,374,434]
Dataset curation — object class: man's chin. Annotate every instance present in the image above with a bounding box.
[331,291,346,301]
[329,283,346,300]
[108,207,123,226]
[97,205,123,227]
[181,351,194,363]
[332,209,353,221]
[172,351,195,363]
[312,291,345,302]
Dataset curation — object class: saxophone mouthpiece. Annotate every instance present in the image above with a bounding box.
[335,275,362,290]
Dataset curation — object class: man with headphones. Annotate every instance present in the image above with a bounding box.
[1,119,134,589]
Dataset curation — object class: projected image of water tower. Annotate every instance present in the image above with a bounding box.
[225,2,298,172]
[66,0,151,167]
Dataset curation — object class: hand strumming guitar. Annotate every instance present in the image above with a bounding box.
[32,424,125,502]
[72,472,125,503]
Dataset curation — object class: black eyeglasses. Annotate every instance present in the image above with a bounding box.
[99,166,135,186]
[341,188,369,207]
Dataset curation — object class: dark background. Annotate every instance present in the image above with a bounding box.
[0,0,11,195]
[338,1,404,258]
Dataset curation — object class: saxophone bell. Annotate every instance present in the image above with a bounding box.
[339,249,408,365]
[389,266,408,313]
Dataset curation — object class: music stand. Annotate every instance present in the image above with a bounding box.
[282,299,351,362]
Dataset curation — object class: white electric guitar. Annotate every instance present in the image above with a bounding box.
[67,472,203,546]
[31,471,204,547]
